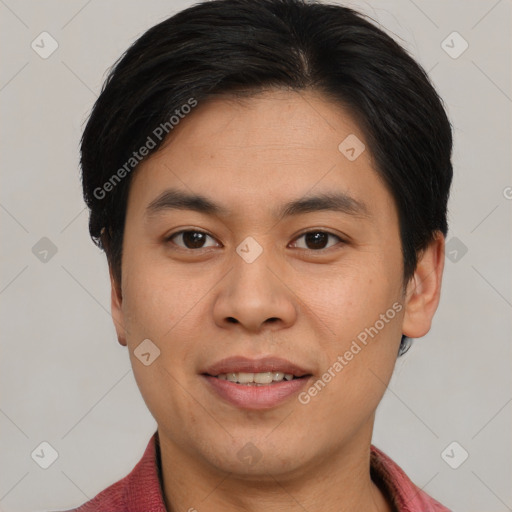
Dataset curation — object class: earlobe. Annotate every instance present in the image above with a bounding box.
[109,264,127,347]
[402,232,445,339]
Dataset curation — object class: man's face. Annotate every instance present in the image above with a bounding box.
[114,89,408,476]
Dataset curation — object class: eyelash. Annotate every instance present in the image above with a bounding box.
[165,229,346,253]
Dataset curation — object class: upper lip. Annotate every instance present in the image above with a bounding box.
[202,356,312,377]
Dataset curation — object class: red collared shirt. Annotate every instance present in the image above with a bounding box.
[58,431,451,512]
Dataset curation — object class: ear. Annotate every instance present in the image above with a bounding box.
[402,231,445,338]
[109,263,127,347]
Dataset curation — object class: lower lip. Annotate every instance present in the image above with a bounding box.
[202,375,311,410]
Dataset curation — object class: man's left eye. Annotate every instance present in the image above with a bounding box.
[290,230,344,251]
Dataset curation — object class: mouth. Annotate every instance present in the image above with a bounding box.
[204,371,309,385]
[200,356,313,409]
[202,355,312,378]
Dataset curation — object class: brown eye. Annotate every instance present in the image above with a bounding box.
[291,231,343,251]
[167,230,219,249]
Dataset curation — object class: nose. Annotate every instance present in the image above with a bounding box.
[212,244,298,333]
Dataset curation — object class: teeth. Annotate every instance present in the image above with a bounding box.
[254,372,273,384]
[214,371,298,384]
[237,372,254,384]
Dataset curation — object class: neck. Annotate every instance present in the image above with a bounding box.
[157,423,392,512]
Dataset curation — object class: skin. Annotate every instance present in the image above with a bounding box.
[109,88,445,512]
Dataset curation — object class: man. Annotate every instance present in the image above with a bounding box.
[62,0,453,510]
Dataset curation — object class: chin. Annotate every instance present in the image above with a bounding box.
[197,437,312,479]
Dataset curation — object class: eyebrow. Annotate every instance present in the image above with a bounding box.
[145,188,371,221]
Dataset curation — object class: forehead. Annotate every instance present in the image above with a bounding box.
[127,88,396,225]
[160,88,367,162]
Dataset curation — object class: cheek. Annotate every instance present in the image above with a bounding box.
[295,255,403,402]
[120,250,213,389]
[120,262,205,433]
[294,257,397,338]
[121,249,198,340]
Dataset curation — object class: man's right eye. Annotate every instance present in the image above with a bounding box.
[166,230,221,250]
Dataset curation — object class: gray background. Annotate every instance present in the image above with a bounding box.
[0,1,510,511]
